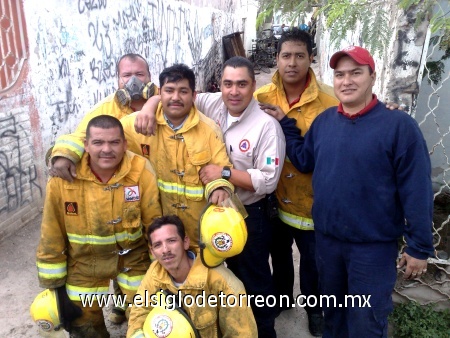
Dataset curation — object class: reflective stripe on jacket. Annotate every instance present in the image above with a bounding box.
[36,151,162,292]
[121,104,233,245]
[254,69,339,229]
[51,94,135,164]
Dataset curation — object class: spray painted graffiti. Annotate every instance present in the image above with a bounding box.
[48,80,82,126]
[78,0,108,14]
[88,18,113,58]
[112,1,140,28]
[89,56,117,84]
[29,0,239,148]
[0,115,42,214]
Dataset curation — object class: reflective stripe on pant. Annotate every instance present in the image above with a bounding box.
[68,277,141,336]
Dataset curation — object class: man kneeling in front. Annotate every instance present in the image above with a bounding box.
[127,215,257,338]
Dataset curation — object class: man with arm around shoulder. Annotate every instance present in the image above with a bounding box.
[265,46,435,338]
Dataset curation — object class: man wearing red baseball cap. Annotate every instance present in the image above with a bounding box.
[264,46,434,337]
[329,45,376,72]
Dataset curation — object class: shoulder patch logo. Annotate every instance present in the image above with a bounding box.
[239,139,250,152]
[65,202,78,216]
[124,186,140,202]
[141,144,150,156]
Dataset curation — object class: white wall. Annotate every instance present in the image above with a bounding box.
[24,0,242,150]
[240,0,259,56]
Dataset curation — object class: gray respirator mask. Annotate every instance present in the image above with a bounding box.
[116,76,157,106]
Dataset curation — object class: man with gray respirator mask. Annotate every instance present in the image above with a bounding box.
[116,70,157,107]
[48,53,158,180]
[47,53,159,326]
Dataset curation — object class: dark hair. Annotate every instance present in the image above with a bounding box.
[277,27,313,56]
[116,53,151,77]
[86,115,125,140]
[222,56,256,82]
[147,215,186,245]
[159,64,196,92]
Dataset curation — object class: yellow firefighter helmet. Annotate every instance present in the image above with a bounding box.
[199,205,248,268]
[143,291,199,338]
[30,289,63,334]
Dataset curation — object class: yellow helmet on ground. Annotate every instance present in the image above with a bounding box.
[143,291,199,338]
[198,204,248,268]
[30,289,63,333]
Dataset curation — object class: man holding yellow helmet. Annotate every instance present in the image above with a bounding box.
[127,213,257,338]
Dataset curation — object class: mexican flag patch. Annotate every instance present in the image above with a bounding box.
[266,157,279,166]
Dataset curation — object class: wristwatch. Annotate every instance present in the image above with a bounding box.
[221,166,231,180]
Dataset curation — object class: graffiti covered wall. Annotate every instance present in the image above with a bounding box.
[0,0,243,239]
[25,0,241,146]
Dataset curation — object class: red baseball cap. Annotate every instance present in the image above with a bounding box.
[329,46,375,72]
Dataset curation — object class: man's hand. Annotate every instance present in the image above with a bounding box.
[209,188,230,205]
[134,95,161,135]
[55,286,82,332]
[259,103,285,121]
[397,252,428,280]
[385,102,403,111]
[199,164,222,185]
[49,157,77,182]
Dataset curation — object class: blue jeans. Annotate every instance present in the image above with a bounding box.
[226,198,277,338]
[315,231,398,338]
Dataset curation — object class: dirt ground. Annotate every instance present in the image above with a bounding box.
[0,66,317,337]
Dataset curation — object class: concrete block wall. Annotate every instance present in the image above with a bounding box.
[0,61,44,241]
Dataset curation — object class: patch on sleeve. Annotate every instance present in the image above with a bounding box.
[65,202,78,216]
[266,157,279,166]
[124,186,140,202]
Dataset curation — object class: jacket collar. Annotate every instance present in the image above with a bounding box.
[271,68,320,107]
[151,255,209,290]
[77,151,142,184]
[156,102,200,133]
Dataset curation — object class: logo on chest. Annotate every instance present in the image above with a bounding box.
[124,186,140,202]
[141,144,150,156]
[239,139,250,152]
[65,202,78,216]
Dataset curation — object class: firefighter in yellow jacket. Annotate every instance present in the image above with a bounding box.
[47,53,159,326]
[255,28,338,337]
[49,53,158,181]
[120,63,234,247]
[127,215,257,338]
[36,115,162,337]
